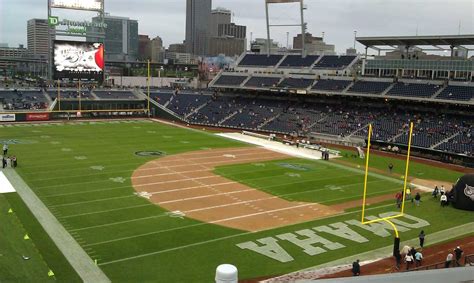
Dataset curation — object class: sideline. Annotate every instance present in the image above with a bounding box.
[2,169,111,283]
[264,222,474,282]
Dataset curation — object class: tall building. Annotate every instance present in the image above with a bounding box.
[185,0,212,56]
[210,8,231,37]
[150,36,164,63]
[0,45,27,70]
[138,35,151,60]
[293,33,335,55]
[208,8,247,57]
[90,15,139,61]
[27,19,49,59]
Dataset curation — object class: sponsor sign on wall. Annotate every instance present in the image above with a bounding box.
[51,0,103,11]
[26,113,50,121]
[0,114,15,122]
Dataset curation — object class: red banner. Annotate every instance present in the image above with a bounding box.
[26,113,50,121]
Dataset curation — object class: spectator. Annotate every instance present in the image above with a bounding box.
[432,186,439,198]
[406,188,412,202]
[440,185,446,195]
[419,230,425,248]
[440,194,448,207]
[405,253,414,270]
[395,191,403,208]
[388,163,394,173]
[445,253,453,268]
[454,246,463,267]
[415,250,423,267]
[11,156,17,168]
[414,192,421,206]
[2,144,8,155]
[352,259,360,276]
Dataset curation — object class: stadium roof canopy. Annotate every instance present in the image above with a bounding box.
[356,34,474,51]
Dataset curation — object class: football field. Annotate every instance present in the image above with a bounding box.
[0,120,471,282]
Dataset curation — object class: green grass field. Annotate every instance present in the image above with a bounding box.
[0,120,471,282]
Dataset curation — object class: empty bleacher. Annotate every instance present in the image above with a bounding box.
[347,81,392,94]
[311,79,352,92]
[388,82,442,98]
[313,55,357,69]
[238,54,284,67]
[278,55,319,68]
[436,85,473,101]
[214,75,248,87]
[244,76,281,88]
[278,78,314,89]
[94,91,138,100]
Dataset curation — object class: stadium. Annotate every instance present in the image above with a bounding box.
[0,0,473,282]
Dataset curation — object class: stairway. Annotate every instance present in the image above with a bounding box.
[430,131,461,149]
[258,113,281,129]
[219,111,239,125]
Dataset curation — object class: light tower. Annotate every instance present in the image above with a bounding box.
[264,0,307,56]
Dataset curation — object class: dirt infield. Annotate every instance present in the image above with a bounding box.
[131,147,342,232]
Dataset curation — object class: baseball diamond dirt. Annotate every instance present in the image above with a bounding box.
[131,147,417,232]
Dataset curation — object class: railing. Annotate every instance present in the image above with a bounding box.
[406,253,474,272]
[465,254,474,266]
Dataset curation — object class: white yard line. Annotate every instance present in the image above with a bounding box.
[97,202,397,266]
[59,204,154,219]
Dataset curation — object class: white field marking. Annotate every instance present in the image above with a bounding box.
[146,131,156,134]
[61,148,72,152]
[319,186,400,205]
[34,154,285,190]
[180,141,190,144]
[20,146,260,171]
[50,141,61,145]
[40,135,51,139]
[131,168,209,179]
[31,149,272,185]
[77,179,384,237]
[43,184,131,198]
[134,191,152,199]
[74,156,88,160]
[148,181,238,195]
[156,188,256,205]
[90,166,105,171]
[97,202,398,264]
[133,175,224,187]
[50,195,135,208]
[85,202,319,247]
[285,172,301,178]
[59,204,154,219]
[109,177,126,183]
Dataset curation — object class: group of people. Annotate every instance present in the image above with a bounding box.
[445,246,464,268]
[432,185,451,207]
[2,144,17,169]
[395,188,422,208]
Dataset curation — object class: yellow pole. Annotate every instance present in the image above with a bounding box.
[384,219,399,238]
[147,60,150,116]
[401,122,414,214]
[57,79,61,111]
[78,80,82,112]
[361,124,372,222]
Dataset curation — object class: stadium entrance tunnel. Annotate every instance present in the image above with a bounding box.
[450,174,474,211]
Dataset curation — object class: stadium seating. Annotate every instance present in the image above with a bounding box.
[150,91,173,105]
[94,91,138,100]
[238,54,284,67]
[278,78,314,89]
[436,85,474,101]
[244,76,281,88]
[311,79,352,91]
[214,75,248,87]
[165,93,208,116]
[0,90,49,110]
[347,81,392,94]
[435,128,473,156]
[388,82,442,98]
[313,55,357,69]
[278,55,319,68]
[48,90,93,100]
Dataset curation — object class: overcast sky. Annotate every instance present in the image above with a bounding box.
[1,0,473,53]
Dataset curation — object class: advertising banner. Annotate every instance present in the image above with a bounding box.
[0,114,16,122]
[26,113,50,121]
[53,41,104,81]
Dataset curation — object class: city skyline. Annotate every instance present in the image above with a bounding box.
[1,0,473,54]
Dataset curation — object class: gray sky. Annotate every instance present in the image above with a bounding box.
[1,0,473,53]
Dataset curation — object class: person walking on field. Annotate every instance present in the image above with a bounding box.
[440,194,448,207]
[415,250,423,267]
[388,163,394,174]
[2,144,8,155]
[414,192,421,206]
[352,259,360,276]
[405,253,414,270]
[395,191,403,208]
[419,230,425,248]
